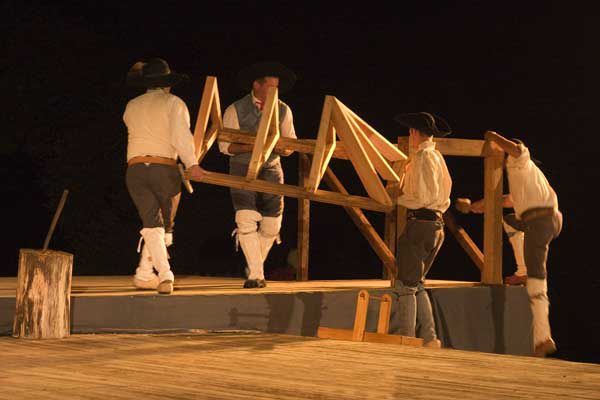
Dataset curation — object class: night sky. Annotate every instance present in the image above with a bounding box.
[3,2,596,362]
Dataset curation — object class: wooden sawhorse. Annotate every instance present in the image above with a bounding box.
[317,289,423,347]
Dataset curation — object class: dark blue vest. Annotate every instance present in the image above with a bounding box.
[230,94,288,165]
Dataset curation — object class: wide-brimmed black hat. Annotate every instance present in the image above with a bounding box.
[394,112,452,137]
[126,58,189,88]
[236,61,297,94]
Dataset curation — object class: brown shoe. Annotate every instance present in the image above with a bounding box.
[533,338,557,357]
[157,280,173,295]
[504,274,527,286]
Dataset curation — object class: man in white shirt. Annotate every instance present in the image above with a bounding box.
[123,58,206,294]
[218,61,296,288]
[470,131,562,357]
[391,112,452,348]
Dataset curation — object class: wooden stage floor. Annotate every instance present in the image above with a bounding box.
[1,331,599,400]
[0,275,479,298]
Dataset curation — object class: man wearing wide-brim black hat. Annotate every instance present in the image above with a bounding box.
[390,112,452,349]
[218,61,297,289]
[468,131,562,357]
[123,58,206,295]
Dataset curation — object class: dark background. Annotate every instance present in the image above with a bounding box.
[3,1,597,363]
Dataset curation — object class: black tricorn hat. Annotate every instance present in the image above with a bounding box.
[126,58,190,88]
[236,61,297,94]
[394,112,452,137]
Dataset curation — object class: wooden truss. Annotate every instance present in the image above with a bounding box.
[187,76,407,283]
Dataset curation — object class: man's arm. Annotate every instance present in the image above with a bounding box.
[484,131,522,158]
[469,194,513,213]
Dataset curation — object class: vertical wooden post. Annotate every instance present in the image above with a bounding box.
[482,149,504,285]
[297,154,311,281]
[353,290,369,341]
[383,209,397,279]
[394,138,409,275]
[377,294,392,334]
[13,249,73,339]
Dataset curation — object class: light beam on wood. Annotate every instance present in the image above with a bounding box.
[246,86,280,181]
[340,102,407,162]
[218,128,350,160]
[344,106,400,183]
[187,170,393,212]
[306,96,336,192]
[331,99,392,206]
[193,76,223,163]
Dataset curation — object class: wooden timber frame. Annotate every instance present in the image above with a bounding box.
[385,136,505,285]
[187,76,408,286]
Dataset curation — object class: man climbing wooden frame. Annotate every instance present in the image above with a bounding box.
[317,289,424,346]
[389,136,505,285]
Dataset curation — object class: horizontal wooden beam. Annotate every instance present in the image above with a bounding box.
[397,137,486,157]
[187,170,392,212]
[363,332,424,347]
[317,327,423,347]
[218,128,350,160]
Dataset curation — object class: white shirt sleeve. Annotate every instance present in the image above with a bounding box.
[281,105,296,139]
[219,104,239,156]
[168,98,198,169]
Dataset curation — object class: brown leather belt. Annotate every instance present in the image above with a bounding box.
[407,208,443,222]
[520,207,555,223]
[127,156,177,166]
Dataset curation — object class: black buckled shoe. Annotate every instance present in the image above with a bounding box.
[243,279,267,288]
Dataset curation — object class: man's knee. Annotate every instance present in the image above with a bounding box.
[235,209,263,234]
[259,215,282,238]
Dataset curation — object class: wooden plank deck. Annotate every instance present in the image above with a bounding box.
[1,331,598,399]
[0,276,479,298]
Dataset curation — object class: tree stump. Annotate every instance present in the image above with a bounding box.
[13,249,73,339]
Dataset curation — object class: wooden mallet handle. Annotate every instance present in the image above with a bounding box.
[43,189,69,250]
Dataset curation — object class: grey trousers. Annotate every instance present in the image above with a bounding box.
[503,211,563,279]
[125,163,181,232]
[229,160,284,217]
[392,219,445,341]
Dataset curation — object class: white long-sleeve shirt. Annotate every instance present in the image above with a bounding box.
[218,93,296,155]
[397,140,452,213]
[123,88,197,169]
[506,143,558,218]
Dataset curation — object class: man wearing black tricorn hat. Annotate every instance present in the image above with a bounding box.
[218,61,297,288]
[391,112,452,348]
[123,58,206,295]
